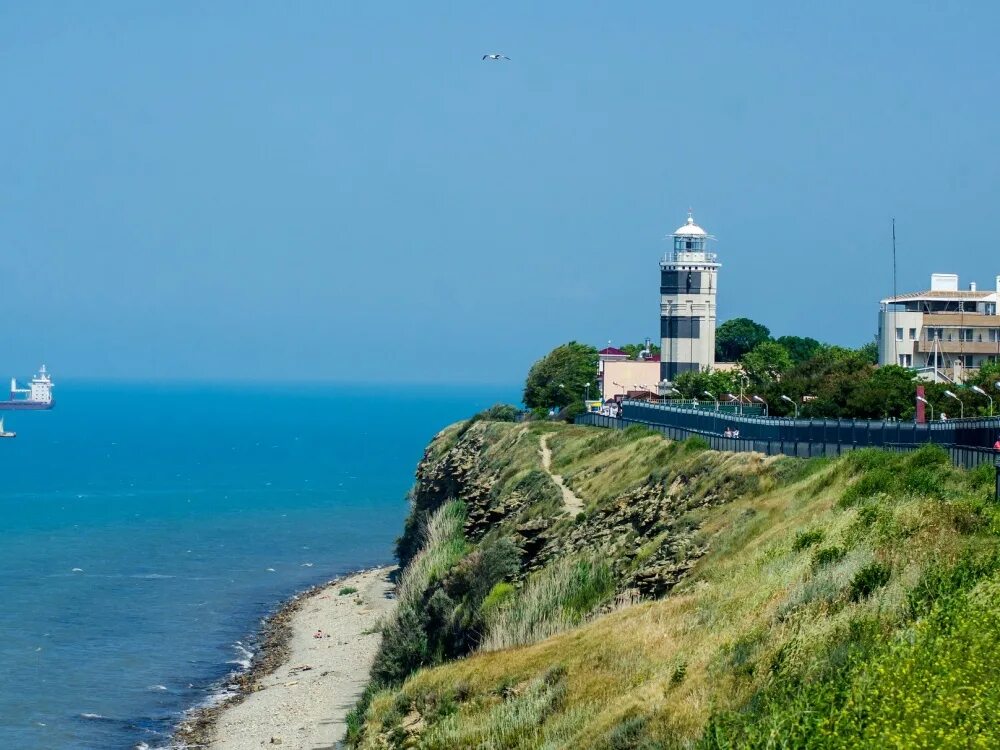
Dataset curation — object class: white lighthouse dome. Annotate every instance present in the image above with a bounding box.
[673,212,707,237]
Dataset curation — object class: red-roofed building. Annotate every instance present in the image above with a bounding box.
[598,346,628,360]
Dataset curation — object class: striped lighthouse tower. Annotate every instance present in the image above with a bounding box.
[659,212,720,384]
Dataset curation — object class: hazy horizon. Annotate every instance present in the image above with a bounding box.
[3,3,999,382]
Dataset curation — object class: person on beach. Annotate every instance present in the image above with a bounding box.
[993,435,1000,451]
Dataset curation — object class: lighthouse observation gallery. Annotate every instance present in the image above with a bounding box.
[659,213,720,383]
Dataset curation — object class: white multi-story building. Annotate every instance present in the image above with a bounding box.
[878,273,1000,381]
[659,212,720,383]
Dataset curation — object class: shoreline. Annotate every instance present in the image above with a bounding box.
[173,565,397,749]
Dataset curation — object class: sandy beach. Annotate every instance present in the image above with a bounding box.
[177,566,396,750]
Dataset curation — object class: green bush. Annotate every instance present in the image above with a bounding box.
[445,537,521,608]
[480,582,516,618]
[849,561,892,601]
[792,529,825,551]
[813,545,847,568]
[338,586,358,596]
[683,436,710,453]
[907,549,1000,618]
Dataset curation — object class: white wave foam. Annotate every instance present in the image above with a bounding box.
[80,712,105,720]
[147,684,168,692]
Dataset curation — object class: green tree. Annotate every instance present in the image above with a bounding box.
[716,318,771,361]
[523,342,599,409]
[857,339,879,365]
[846,365,916,419]
[741,341,793,386]
[776,335,824,365]
[673,369,739,400]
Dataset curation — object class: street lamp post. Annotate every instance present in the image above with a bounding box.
[739,375,749,416]
[752,395,768,417]
[916,395,934,424]
[585,382,591,402]
[703,391,719,412]
[780,394,799,419]
[971,385,993,417]
[944,390,964,420]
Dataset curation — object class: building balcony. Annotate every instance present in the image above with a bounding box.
[922,313,1000,326]
[915,339,1000,355]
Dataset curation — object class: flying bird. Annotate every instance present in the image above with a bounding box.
[482,53,510,61]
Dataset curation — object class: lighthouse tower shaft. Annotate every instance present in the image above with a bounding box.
[659,214,720,383]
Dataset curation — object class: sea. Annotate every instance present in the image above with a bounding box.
[0,381,515,750]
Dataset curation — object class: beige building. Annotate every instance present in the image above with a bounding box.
[878,273,1000,382]
[601,359,661,401]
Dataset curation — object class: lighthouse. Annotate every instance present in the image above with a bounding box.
[659,212,720,383]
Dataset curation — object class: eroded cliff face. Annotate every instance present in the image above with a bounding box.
[400,421,773,601]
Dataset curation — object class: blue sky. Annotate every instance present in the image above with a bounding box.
[2,2,998,382]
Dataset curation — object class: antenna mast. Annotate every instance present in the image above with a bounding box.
[891,218,898,366]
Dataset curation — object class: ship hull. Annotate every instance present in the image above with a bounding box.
[0,401,54,410]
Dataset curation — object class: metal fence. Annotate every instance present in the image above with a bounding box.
[576,411,1000,471]
[619,399,1000,451]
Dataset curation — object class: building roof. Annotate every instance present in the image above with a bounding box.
[882,289,993,304]
[599,347,627,356]
[672,212,708,237]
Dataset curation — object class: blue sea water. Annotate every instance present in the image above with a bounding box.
[0,381,514,749]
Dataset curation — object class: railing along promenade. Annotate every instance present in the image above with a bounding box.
[576,399,1000,472]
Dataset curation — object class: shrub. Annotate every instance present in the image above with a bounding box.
[480,582,516,618]
[849,561,891,601]
[907,549,1000,618]
[444,538,521,608]
[813,545,847,568]
[792,529,825,551]
[683,436,710,453]
[840,467,895,506]
[339,586,358,596]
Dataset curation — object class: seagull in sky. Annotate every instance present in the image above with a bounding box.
[482,53,510,61]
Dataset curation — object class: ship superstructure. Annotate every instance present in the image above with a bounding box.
[1,365,55,410]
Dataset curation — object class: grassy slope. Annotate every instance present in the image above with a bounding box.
[357,421,1000,749]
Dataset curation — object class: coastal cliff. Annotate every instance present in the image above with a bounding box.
[348,418,1000,748]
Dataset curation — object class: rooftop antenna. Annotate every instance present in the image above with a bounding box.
[891,218,897,366]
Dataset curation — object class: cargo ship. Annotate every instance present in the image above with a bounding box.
[0,365,54,410]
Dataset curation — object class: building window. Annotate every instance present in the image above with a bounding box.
[991,329,999,343]
[895,327,903,341]
[908,328,917,340]
[965,329,974,342]
[964,355,974,367]
[898,354,912,367]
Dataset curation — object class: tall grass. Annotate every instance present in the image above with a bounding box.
[481,555,614,651]
[396,500,468,607]
[418,670,567,750]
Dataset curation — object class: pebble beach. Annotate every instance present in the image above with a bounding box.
[176,566,397,749]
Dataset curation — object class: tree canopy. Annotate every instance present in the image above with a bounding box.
[716,318,771,361]
[776,335,824,365]
[523,342,599,409]
[741,341,794,386]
